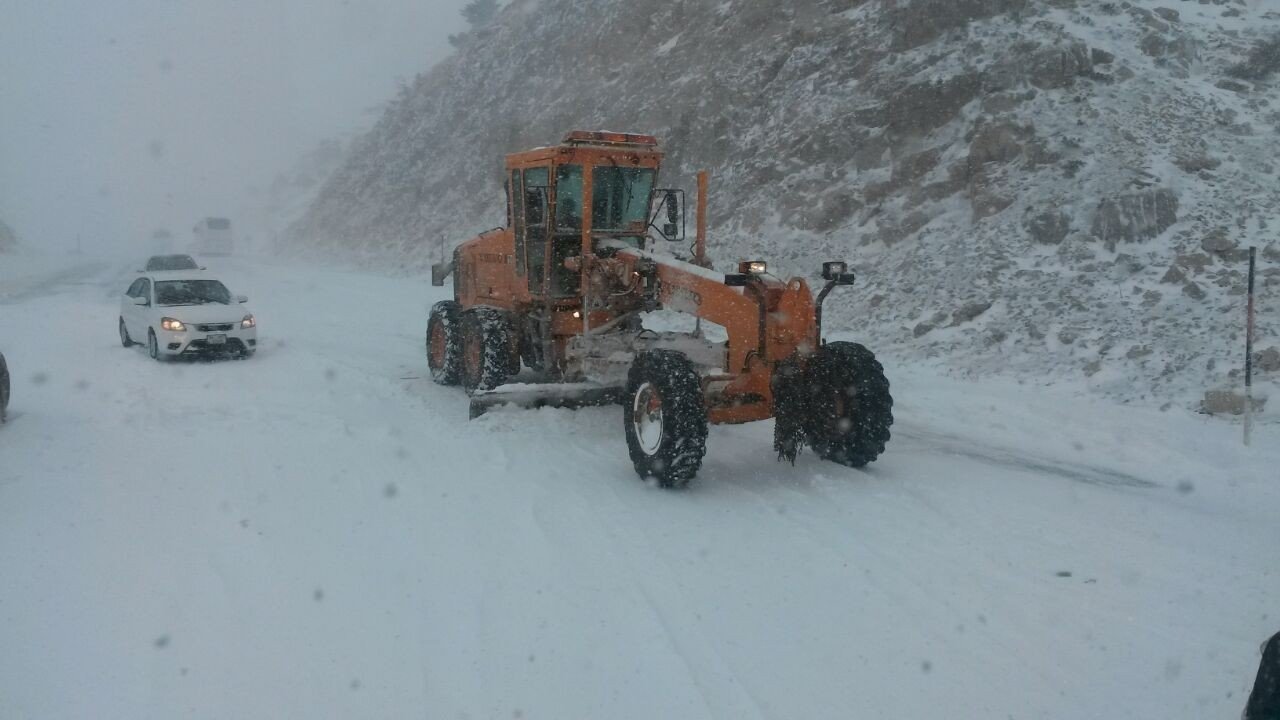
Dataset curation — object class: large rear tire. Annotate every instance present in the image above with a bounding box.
[459,307,514,394]
[804,342,893,468]
[427,301,463,386]
[0,351,9,424]
[623,350,708,488]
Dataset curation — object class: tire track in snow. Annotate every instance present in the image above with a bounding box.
[514,412,773,720]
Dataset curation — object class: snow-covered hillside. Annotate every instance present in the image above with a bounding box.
[289,0,1280,410]
[240,135,356,253]
[0,253,1275,719]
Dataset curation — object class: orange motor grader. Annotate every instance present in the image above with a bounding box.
[428,131,892,487]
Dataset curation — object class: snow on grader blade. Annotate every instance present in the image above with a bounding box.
[468,383,624,419]
[426,130,893,486]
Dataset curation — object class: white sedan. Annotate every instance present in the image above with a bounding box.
[119,272,257,360]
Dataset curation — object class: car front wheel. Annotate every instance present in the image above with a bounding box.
[1,351,9,423]
[119,318,134,347]
[147,330,161,361]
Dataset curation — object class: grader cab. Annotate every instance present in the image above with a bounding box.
[427,131,892,487]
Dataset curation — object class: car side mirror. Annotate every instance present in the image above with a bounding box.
[236,295,248,304]
[131,296,149,306]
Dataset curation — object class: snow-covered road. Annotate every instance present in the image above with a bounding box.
[1,253,1276,719]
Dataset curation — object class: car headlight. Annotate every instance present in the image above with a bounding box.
[160,317,186,332]
[241,314,255,329]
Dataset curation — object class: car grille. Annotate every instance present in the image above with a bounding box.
[196,323,234,332]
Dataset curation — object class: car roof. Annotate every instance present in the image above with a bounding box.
[144,271,221,282]
[147,253,194,260]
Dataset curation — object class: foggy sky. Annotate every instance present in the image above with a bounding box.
[0,0,470,254]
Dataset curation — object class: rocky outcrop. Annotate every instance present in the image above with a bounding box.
[1202,390,1266,416]
[1025,210,1071,245]
[1090,189,1179,246]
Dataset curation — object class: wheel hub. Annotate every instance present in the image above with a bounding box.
[632,382,664,456]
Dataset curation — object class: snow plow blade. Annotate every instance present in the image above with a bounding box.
[469,383,625,419]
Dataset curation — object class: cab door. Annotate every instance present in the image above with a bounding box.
[515,166,550,297]
[549,164,584,298]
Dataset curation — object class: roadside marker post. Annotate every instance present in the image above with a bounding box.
[1244,246,1256,447]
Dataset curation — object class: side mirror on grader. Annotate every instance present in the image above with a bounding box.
[424,130,894,489]
[664,190,680,238]
[649,188,685,242]
[430,261,453,287]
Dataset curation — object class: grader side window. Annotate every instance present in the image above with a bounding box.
[511,170,525,275]
[555,165,584,232]
[523,167,550,295]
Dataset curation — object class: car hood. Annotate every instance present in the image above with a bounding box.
[157,303,249,324]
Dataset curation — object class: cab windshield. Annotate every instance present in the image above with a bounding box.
[591,167,654,232]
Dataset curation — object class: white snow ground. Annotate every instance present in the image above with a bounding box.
[0,252,1276,719]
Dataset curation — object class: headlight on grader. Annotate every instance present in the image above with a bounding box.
[822,261,857,286]
[740,261,768,275]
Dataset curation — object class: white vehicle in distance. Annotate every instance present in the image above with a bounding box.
[192,217,233,256]
[142,253,202,272]
[119,273,256,360]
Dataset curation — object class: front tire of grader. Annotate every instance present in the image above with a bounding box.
[806,341,894,468]
[459,307,514,394]
[427,300,463,386]
[623,350,708,489]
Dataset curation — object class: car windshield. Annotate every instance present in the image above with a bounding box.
[146,255,198,271]
[154,279,231,306]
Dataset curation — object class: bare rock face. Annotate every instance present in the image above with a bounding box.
[1182,281,1206,301]
[1161,265,1186,284]
[886,73,983,137]
[1173,139,1220,173]
[970,183,1015,220]
[1202,390,1265,416]
[1200,227,1237,255]
[967,120,1029,172]
[892,147,943,185]
[1090,189,1179,245]
[1025,39,1093,89]
[952,301,993,325]
[1025,210,1071,245]
[886,0,1028,51]
[1256,347,1280,374]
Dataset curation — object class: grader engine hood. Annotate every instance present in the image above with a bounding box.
[614,246,817,374]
